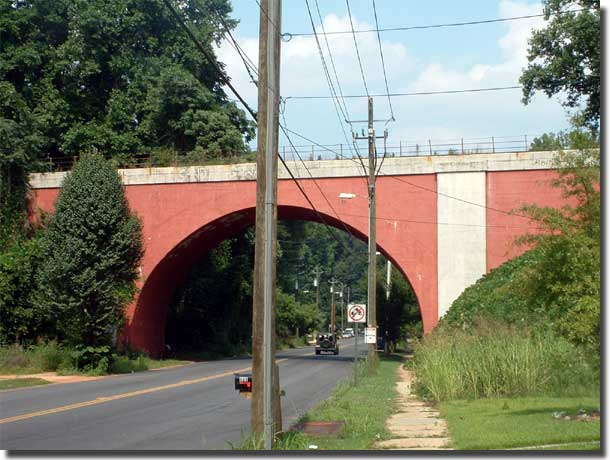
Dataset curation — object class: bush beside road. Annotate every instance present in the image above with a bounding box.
[0,342,191,378]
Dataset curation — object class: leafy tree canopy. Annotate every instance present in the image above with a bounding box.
[0,0,254,165]
[0,234,45,345]
[520,0,600,129]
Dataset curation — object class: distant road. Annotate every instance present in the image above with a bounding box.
[0,338,364,450]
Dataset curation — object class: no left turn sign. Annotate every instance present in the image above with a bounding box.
[347,303,366,323]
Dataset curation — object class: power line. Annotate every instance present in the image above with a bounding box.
[380,174,548,223]
[281,126,371,172]
[280,123,369,255]
[303,0,369,181]
[345,0,370,96]
[337,211,544,230]
[210,5,259,84]
[371,0,394,121]
[304,0,349,124]
[284,85,523,100]
[160,0,257,120]
[283,9,587,38]
[314,0,350,121]
[252,0,280,32]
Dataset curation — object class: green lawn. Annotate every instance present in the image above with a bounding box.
[0,378,50,390]
[440,396,600,450]
[238,356,402,450]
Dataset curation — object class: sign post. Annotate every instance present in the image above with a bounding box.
[347,304,366,384]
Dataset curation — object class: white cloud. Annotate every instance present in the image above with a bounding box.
[409,1,545,92]
[215,14,410,106]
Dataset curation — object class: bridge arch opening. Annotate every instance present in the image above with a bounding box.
[126,205,423,356]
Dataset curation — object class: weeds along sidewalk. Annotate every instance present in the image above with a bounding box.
[374,360,453,450]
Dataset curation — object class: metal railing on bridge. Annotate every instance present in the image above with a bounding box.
[40,133,545,173]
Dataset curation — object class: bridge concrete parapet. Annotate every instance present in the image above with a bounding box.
[29,150,560,189]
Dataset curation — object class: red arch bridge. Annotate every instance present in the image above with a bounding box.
[30,150,567,356]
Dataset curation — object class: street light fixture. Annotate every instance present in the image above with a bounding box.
[339,192,357,199]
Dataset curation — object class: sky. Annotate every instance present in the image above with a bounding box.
[214,0,580,154]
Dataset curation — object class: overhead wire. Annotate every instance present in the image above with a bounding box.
[345,0,370,97]
[160,0,257,119]
[304,0,369,181]
[210,5,259,84]
[284,85,523,100]
[284,8,588,37]
[313,0,351,121]
[371,0,395,121]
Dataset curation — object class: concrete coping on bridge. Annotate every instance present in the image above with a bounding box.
[29,150,561,189]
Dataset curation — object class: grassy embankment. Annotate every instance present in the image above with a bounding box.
[237,355,401,450]
[411,324,600,450]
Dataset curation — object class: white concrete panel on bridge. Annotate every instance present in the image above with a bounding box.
[437,172,487,318]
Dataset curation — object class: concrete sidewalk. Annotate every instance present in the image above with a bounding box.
[374,363,453,450]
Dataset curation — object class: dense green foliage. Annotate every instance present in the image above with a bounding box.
[165,233,256,356]
[0,0,253,164]
[441,248,545,328]
[35,153,143,347]
[412,323,597,402]
[529,125,599,151]
[375,262,421,342]
[0,233,45,344]
[275,290,323,339]
[520,0,600,129]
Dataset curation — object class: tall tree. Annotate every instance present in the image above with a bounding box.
[35,152,143,346]
[0,0,254,165]
[520,0,600,130]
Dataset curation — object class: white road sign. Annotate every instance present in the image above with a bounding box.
[347,303,366,323]
[364,327,377,344]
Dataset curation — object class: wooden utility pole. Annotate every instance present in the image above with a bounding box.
[366,97,378,373]
[352,98,387,374]
[251,0,282,449]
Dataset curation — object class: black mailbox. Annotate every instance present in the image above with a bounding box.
[234,373,252,392]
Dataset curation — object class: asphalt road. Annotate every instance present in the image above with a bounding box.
[0,338,366,450]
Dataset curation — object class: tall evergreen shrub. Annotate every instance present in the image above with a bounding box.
[36,152,143,346]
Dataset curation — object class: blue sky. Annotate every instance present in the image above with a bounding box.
[215,1,576,153]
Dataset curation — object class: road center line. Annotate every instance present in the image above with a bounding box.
[0,358,289,425]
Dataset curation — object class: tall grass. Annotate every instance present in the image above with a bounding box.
[412,322,597,402]
[0,343,184,375]
[0,341,71,374]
